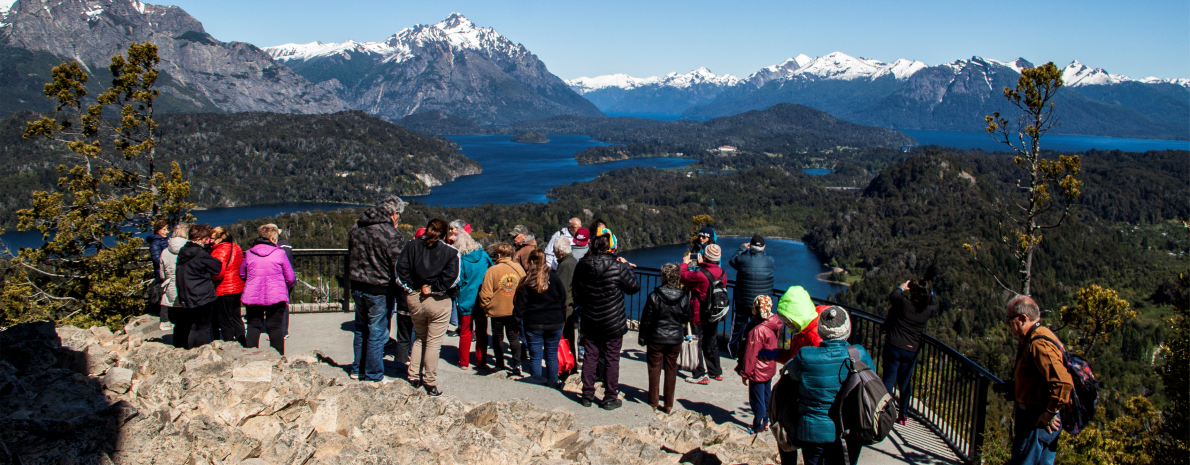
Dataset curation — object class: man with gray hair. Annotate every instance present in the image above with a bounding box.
[545,217,582,270]
[376,195,414,368]
[1003,295,1072,465]
[347,199,404,382]
[554,238,580,362]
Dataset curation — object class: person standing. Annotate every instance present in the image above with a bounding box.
[347,203,404,382]
[1004,295,1073,465]
[478,242,526,373]
[210,227,246,345]
[570,228,591,261]
[735,295,780,434]
[175,224,222,349]
[776,286,825,357]
[271,224,295,340]
[572,233,640,410]
[638,263,690,414]
[147,219,171,331]
[159,224,189,345]
[545,217,582,270]
[690,226,717,255]
[728,235,775,358]
[680,244,726,384]
[451,230,492,369]
[239,224,295,355]
[788,307,874,465]
[515,250,568,386]
[883,279,938,424]
[396,219,460,397]
[554,238,580,363]
[514,233,538,272]
[446,219,471,337]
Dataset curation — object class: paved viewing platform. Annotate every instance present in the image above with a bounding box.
[152,312,962,464]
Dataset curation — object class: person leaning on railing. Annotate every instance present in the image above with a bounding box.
[882,278,938,425]
[1001,295,1073,465]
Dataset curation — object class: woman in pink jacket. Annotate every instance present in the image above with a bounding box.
[239,224,295,355]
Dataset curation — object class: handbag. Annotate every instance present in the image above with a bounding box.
[678,325,700,372]
[558,337,576,374]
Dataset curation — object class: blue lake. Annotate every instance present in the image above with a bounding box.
[409,135,691,206]
[618,237,845,300]
[901,129,1190,153]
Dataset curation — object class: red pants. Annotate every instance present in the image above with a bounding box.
[458,314,474,367]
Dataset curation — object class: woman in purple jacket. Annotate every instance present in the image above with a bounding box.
[239,224,296,354]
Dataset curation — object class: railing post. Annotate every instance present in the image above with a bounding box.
[970,375,991,465]
[342,252,351,313]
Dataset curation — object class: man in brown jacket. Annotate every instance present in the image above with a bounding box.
[1004,295,1073,465]
[478,243,526,374]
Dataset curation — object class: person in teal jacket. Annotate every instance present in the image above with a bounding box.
[451,231,493,368]
[788,306,874,465]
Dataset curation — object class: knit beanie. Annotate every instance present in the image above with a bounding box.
[753,295,773,318]
[817,306,851,341]
[703,244,722,262]
[776,286,816,332]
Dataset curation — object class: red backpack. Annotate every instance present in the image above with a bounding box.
[558,338,576,374]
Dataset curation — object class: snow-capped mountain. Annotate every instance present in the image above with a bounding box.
[574,52,1187,138]
[0,0,346,114]
[264,14,601,124]
[566,67,741,93]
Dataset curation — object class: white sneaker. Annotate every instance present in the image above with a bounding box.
[159,322,173,331]
[379,377,397,384]
[349,372,360,380]
[685,375,710,385]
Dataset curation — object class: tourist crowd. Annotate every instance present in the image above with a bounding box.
[146,194,1075,465]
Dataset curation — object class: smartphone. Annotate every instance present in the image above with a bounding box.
[688,253,699,261]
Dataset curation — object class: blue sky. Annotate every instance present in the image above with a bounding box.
[166,0,1189,80]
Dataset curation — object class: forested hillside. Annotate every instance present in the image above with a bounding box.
[396,103,916,154]
[0,111,480,227]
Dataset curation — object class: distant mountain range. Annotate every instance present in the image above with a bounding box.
[0,0,347,115]
[263,14,603,124]
[567,53,1190,140]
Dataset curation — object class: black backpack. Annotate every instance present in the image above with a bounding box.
[698,268,730,323]
[829,346,897,463]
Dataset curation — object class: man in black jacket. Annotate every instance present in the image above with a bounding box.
[348,203,404,382]
[175,224,222,349]
[572,234,640,410]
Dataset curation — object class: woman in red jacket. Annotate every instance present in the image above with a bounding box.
[210,227,246,345]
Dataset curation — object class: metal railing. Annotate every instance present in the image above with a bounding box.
[291,252,998,464]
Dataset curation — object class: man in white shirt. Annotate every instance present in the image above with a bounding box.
[545,217,582,270]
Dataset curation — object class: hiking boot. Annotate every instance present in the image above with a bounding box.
[579,396,594,407]
[685,375,710,385]
[425,385,442,397]
[601,398,622,411]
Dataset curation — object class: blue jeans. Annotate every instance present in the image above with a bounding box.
[1009,404,1060,465]
[749,379,772,431]
[525,329,562,385]
[882,344,918,416]
[727,304,751,359]
[351,290,390,382]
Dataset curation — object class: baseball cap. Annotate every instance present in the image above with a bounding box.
[573,228,590,246]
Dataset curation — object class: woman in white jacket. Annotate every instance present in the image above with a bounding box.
[159,224,189,347]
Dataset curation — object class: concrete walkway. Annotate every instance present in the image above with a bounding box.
[153,312,961,464]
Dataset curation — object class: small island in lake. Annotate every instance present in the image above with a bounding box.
[511,132,549,144]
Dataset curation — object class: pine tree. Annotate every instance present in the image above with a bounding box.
[0,42,194,328]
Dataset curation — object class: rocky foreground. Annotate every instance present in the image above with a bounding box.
[0,319,778,464]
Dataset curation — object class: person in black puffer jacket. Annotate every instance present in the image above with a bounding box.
[572,233,640,410]
[638,263,690,413]
[728,235,775,358]
[175,224,223,349]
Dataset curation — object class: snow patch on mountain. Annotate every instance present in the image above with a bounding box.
[0,0,17,26]
[566,68,740,94]
[265,13,527,66]
[1062,60,1131,86]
